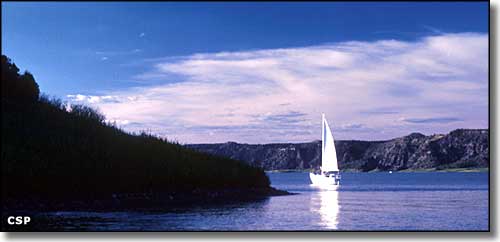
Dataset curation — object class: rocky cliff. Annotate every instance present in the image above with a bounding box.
[186,129,489,171]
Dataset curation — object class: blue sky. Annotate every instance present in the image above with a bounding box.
[2,2,489,143]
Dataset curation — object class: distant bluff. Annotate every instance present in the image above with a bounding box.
[186,129,489,171]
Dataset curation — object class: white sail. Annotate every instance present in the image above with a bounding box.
[310,114,341,187]
[321,114,339,172]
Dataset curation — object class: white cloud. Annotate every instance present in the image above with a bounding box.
[67,94,121,104]
[68,33,488,143]
[105,119,131,126]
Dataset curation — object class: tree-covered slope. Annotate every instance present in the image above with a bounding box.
[1,55,270,202]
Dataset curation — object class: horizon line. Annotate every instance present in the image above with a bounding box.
[183,127,489,145]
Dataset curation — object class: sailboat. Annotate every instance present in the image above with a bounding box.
[309,113,341,188]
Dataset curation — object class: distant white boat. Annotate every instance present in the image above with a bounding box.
[310,114,341,189]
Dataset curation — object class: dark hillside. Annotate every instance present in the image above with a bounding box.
[1,55,273,207]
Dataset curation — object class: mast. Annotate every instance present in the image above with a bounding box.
[322,113,325,158]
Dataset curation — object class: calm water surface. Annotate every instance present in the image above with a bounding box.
[39,172,488,231]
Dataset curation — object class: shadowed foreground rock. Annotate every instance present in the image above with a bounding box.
[2,187,292,213]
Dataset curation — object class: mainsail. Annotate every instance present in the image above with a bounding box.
[321,114,339,172]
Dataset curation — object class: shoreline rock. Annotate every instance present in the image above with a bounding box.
[186,129,489,172]
[2,187,293,213]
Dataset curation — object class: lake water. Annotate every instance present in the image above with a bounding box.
[36,172,489,231]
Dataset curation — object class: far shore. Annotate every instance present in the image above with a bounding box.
[266,167,489,173]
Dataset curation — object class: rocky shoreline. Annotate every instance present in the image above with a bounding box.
[187,129,489,172]
[2,187,293,231]
[267,167,489,173]
[2,187,292,213]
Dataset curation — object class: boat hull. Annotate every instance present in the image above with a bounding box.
[309,172,340,189]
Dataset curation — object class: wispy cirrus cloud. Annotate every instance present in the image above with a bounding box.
[256,111,309,124]
[421,25,445,35]
[94,49,142,61]
[95,49,142,56]
[400,117,463,124]
[67,33,488,143]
